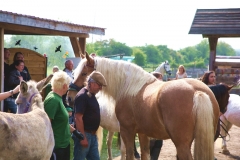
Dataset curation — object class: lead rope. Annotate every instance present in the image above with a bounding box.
[218,118,231,141]
[23,93,37,113]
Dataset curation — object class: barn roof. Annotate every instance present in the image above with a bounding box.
[0,10,105,37]
[189,8,240,37]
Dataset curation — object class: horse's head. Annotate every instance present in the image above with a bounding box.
[66,51,96,107]
[164,61,171,75]
[209,84,233,114]
[16,74,53,114]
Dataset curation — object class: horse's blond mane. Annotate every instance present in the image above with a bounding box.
[96,58,156,101]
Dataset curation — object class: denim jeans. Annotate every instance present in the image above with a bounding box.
[72,132,100,160]
[4,98,17,113]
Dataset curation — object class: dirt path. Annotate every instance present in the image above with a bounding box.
[113,125,240,160]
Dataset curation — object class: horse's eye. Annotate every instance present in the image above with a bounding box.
[81,73,87,76]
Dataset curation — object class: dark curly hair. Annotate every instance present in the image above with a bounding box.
[201,71,215,85]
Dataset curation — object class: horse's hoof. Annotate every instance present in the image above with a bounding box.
[222,149,230,155]
[134,153,140,159]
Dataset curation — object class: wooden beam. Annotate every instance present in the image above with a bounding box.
[69,37,81,57]
[0,23,90,37]
[203,34,240,38]
[79,38,86,56]
[0,28,4,111]
[208,37,218,71]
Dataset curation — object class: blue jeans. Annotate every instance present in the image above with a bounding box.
[72,132,100,160]
[4,98,17,113]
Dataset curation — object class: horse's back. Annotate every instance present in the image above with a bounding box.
[0,109,54,160]
[224,94,240,127]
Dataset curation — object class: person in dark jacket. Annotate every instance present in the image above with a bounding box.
[9,52,31,81]
[5,60,25,113]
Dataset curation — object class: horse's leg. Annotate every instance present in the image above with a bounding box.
[138,133,150,160]
[134,134,140,159]
[120,135,126,160]
[106,131,114,160]
[120,128,135,160]
[220,115,232,155]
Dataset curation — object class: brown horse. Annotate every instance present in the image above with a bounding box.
[73,53,220,160]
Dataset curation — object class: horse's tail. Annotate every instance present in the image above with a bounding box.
[193,91,215,160]
[96,126,103,155]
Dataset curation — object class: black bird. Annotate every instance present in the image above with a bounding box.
[34,46,38,50]
[55,45,61,52]
[15,40,21,46]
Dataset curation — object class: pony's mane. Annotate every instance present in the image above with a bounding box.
[72,58,87,83]
[154,62,164,73]
[95,58,156,101]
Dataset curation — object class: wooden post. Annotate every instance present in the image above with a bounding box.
[69,37,81,57]
[0,28,4,111]
[79,38,86,56]
[208,37,218,71]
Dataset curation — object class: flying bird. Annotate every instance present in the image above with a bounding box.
[55,45,61,52]
[34,46,38,50]
[15,40,21,46]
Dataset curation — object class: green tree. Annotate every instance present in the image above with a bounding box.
[156,45,171,62]
[141,45,162,64]
[217,41,236,56]
[132,48,146,66]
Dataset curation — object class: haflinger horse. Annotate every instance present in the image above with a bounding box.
[0,75,55,160]
[72,52,220,160]
[220,93,240,154]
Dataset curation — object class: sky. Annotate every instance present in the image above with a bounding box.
[1,0,240,50]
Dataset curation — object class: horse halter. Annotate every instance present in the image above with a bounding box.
[23,93,37,113]
[164,62,172,75]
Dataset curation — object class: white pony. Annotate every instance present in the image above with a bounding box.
[220,93,240,154]
[153,61,171,80]
[0,76,54,160]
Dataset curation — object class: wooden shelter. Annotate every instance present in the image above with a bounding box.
[0,10,105,110]
[189,8,240,70]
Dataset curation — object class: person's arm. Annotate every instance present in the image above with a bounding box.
[0,85,19,101]
[184,72,187,78]
[75,112,88,147]
[69,124,84,140]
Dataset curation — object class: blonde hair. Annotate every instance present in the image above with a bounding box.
[177,65,186,74]
[51,71,71,90]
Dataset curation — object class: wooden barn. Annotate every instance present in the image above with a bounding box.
[0,10,106,110]
[189,8,240,90]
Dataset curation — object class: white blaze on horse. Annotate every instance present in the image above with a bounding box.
[73,53,220,160]
[0,75,54,160]
[220,93,240,154]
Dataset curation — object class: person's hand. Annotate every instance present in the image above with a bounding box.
[18,76,23,81]
[80,137,88,148]
[13,85,20,94]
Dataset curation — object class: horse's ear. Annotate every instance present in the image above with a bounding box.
[80,51,85,59]
[85,51,91,62]
[36,74,53,92]
[20,81,28,94]
[229,84,234,91]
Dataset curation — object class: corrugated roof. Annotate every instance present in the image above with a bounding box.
[0,10,105,36]
[189,8,240,37]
